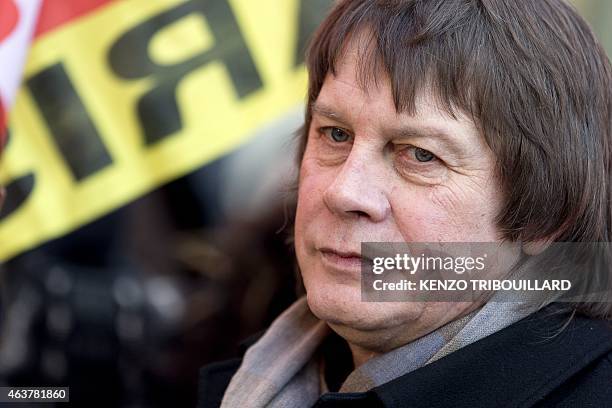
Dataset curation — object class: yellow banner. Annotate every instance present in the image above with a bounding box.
[0,0,317,261]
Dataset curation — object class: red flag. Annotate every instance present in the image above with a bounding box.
[0,0,19,43]
[0,0,42,147]
[35,0,113,38]
[0,0,19,147]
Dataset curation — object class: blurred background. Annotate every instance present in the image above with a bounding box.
[0,0,609,407]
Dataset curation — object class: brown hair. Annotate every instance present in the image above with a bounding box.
[298,0,612,318]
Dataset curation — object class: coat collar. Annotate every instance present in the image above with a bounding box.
[366,308,612,408]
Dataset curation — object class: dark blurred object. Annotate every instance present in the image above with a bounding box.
[0,156,299,407]
[0,0,333,404]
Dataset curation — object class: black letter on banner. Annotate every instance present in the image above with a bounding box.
[0,131,35,222]
[108,0,263,145]
[294,0,333,67]
[27,64,113,181]
[0,173,35,221]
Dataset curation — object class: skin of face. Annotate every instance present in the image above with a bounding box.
[294,39,511,367]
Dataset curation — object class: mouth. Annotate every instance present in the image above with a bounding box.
[318,247,372,272]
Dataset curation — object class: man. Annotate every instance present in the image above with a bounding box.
[198,0,612,406]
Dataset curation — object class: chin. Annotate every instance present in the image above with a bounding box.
[304,282,424,332]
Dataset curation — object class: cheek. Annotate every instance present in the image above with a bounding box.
[295,158,333,251]
[429,183,477,219]
[296,155,337,214]
[391,197,453,241]
[433,182,502,239]
[297,162,320,215]
[391,181,503,241]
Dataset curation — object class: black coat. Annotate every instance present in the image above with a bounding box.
[197,308,612,407]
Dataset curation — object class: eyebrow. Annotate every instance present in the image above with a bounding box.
[311,102,469,157]
[311,102,351,125]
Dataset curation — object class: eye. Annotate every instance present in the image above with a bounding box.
[394,144,446,183]
[414,147,435,162]
[321,127,351,143]
[395,145,441,166]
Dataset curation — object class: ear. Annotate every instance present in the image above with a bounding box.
[522,239,552,256]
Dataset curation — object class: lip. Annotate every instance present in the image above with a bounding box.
[319,247,371,272]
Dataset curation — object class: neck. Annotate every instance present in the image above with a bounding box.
[348,342,382,368]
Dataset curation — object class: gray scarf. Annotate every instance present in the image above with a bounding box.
[220,293,547,408]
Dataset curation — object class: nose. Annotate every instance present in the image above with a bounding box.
[322,148,390,222]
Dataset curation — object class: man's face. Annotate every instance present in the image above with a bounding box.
[294,41,507,352]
